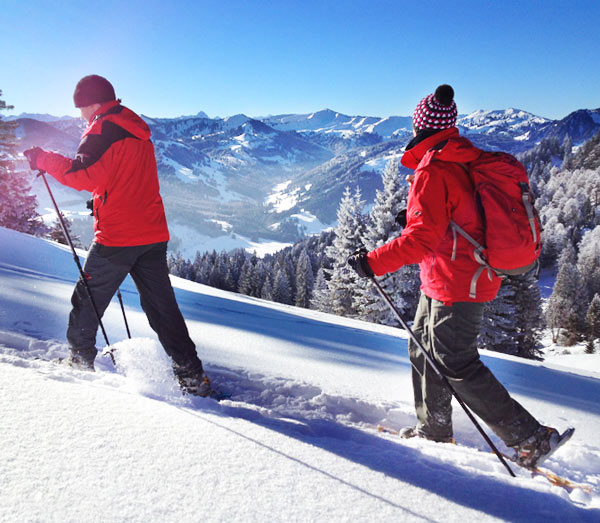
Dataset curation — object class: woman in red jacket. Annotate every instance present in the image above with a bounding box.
[24,75,209,396]
[349,85,564,469]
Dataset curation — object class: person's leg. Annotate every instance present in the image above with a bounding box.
[408,293,453,441]
[427,299,539,446]
[67,243,132,366]
[129,242,202,370]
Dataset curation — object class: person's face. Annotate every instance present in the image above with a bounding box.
[79,103,101,123]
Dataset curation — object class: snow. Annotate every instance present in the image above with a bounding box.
[168,223,292,259]
[289,209,330,235]
[263,111,412,140]
[361,152,399,174]
[198,161,251,203]
[209,219,233,233]
[156,151,204,184]
[458,109,551,135]
[265,180,299,212]
[244,238,292,258]
[222,114,250,131]
[514,132,532,142]
[541,332,600,378]
[1,225,600,522]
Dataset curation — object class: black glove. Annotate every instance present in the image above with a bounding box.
[23,147,44,170]
[395,208,407,228]
[347,248,374,279]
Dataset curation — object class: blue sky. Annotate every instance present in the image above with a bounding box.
[1,0,599,120]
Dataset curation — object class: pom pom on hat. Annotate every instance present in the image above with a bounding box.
[73,75,116,108]
[413,84,457,131]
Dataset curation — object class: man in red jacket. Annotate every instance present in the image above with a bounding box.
[349,85,564,468]
[24,75,210,396]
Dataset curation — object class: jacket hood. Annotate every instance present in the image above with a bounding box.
[401,127,480,169]
[85,100,151,141]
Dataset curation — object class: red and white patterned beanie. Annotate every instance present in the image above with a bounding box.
[412,84,457,131]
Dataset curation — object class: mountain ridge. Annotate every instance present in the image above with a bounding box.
[10,106,600,256]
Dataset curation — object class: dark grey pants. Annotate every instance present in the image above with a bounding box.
[409,292,539,446]
[67,242,202,371]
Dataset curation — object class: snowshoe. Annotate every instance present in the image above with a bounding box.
[397,426,454,444]
[511,426,574,469]
[173,362,215,398]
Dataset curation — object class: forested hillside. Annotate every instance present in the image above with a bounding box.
[166,130,600,358]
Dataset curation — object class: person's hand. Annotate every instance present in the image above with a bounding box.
[395,208,407,228]
[347,248,374,279]
[23,147,44,170]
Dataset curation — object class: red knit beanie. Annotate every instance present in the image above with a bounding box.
[412,84,457,131]
[73,75,116,108]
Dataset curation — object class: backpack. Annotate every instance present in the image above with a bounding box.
[450,151,542,298]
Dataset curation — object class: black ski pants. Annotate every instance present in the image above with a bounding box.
[409,292,539,447]
[67,241,202,370]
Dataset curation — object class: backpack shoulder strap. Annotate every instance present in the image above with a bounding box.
[448,159,492,299]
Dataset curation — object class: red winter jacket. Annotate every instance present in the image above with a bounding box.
[37,100,169,247]
[366,127,502,304]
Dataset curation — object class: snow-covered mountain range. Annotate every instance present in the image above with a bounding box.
[11,106,600,257]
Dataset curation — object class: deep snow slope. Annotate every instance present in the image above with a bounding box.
[1,226,599,522]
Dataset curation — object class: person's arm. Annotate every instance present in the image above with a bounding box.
[366,166,451,275]
[37,126,113,192]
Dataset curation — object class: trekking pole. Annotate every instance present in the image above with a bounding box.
[369,276,516,478]
[37,170,116,366]
[102,289,130,367]
[116,289,131,339]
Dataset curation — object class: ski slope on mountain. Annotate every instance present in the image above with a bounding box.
[1,226,599,522]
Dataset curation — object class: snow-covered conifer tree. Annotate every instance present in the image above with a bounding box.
[167,251,190,279]
[480,270,543,359]
[208,262,223,289]
[220,257,237,292]
[510,272,544,359]
[310,267,331,311]
[586,294,600,354]
[282,253,296,303]
[192,251,210,284]
[272,265,292,305]
[0,90,46,235]
[539,167,600,265]
[577,225,600,304]
[260,276,273,301]
[238,258,257,296]
[48,212,82,248]
[355,156,419,325]
[478,280,517,353]
[561,135,573,168]
[324,186,367,317]
[253,260,270,298]
[546,246,587,344]
[295,248,314,309]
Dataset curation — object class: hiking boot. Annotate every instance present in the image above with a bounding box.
[57,353,96,372]
[511,425,562,469]
[173,363,212,397]
[399,426,454,444]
